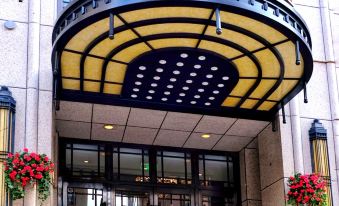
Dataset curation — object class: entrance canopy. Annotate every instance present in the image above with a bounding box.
[52,0,313,121]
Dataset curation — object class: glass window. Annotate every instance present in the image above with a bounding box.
[66,144,105,177]
[158,193,191,206]
[199,154,232,187]
[115,191,150,206]
[67,187,103,206]
[113,148,149,182]
[157,151,191,184]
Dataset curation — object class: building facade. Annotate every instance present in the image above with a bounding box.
[1,0,339,205]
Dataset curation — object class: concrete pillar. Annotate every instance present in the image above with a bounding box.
[25,0,40,151]
[240,137,262,206]
[319,0,339,205]
[290,96,304,173]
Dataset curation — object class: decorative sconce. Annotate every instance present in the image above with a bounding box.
[309,119,332,206]
[0,86,16,206]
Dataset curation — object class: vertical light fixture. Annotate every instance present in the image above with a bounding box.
[0,86,16,206]
[309,119,332,206]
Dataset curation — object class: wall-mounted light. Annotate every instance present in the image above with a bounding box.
[0,86,16,206]
[309,119,332,206]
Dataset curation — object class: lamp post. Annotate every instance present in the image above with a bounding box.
[309,119,332,206]
[0,86,16,206]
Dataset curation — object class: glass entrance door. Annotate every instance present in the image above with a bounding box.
[115,190,150,206]
[67,187,105,206]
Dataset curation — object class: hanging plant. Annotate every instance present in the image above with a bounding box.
[3,148,55,202]
[286,173,327,206]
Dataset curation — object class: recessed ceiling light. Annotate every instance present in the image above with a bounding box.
[84,160,89,163]
[137,74,144,78]
[153,76,160,80]
[159,60,166,64]
[198,56,206,60]
[104,124,116,130]
[201,134,210,139]
[176,62,184,67]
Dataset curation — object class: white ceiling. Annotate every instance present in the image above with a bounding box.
[56,101,269,152]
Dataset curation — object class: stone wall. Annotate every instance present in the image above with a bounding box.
[0,0,56,205]
[258,0,339,205]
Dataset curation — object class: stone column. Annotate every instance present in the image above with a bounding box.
[290,96,304,173]
[240,137,262,206]
[258,112,295,206]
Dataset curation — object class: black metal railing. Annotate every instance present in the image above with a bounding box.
[53,0,311,51]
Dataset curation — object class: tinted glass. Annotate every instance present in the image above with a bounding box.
[66,144,105,177]
[67,188,103,206]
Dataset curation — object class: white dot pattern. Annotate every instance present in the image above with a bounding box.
[124,48,238,107]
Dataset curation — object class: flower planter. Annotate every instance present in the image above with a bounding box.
[3,148,55,202]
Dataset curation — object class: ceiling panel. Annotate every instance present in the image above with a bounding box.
[56,101,92,122]
[183,132,221,150]
[123,126,158,144]
[92,104,130,125]
[56,120,91,139]
[226,119,269,137]
[194,115,236,134]
[91,123,125,142]
[127,108,167,128]
[153,129,190,147]
[213,135,253,151]
[161,112,202,131]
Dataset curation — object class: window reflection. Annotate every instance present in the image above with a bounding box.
[113,148,149,182]
[158,193,191,206]
[115,191,149,206]
[66,144,105,177]
[157,151,191,184]
[67,188,103,206]
[199,155,233,187]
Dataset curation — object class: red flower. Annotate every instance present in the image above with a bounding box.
[29,170,34,177]
[50,163,55,168]
[35,173,43,180]
[24,154,31,161]
[12,158,19,165]
[34,156,40,162]
[23,165,32,172]
[21,177,29,187]
[44,156,49,162]
[31,164,37,168]
[36,166,44,172]
[23,148,28,153]
[7,153,13,158]
[9,171,17,181]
